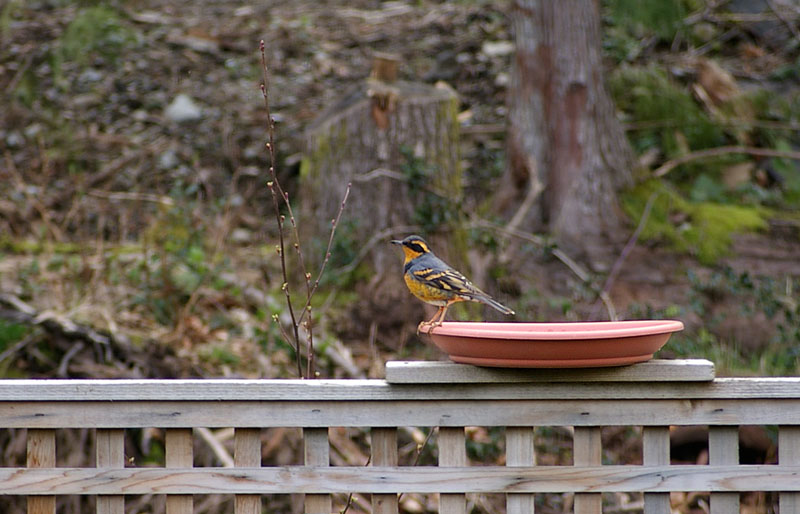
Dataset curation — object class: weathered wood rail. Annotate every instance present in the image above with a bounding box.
[3,359,800,513]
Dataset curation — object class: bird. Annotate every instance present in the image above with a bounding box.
[390,235,514,331]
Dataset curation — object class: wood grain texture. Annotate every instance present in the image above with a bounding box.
[643,426,670,514]
[780,426,800,514]
[439,427,466,514]
[234,428,261,514]
[709,426,739,514]
[27,429,55,514]
[371,427,398,514]
[5,465,800,494]
[4,398,800,428]
[96,429,125,514]
[506,427,536,514]
[4,376,800,402]
[165,428,193,514]
[573,427,602,514]
[386,359,715,383]
[303,427,331,514]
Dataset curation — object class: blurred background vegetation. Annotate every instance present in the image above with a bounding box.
[0,0,798,511]
[1,0,799,377]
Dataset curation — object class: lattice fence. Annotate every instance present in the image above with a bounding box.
[3,359,800,513]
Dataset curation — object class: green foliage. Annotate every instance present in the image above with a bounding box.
[0,321,29,354]
[603,0,687,61]
[400,147,459,232]
[679,269,800,375]
[202,346,241,367]
[622,180,768,264]
[609,65,726,161]
[132,182,218,326]
[59,5,135,65]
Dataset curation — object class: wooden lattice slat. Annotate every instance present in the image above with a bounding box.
[371,427,399,514]
[3,464,800,494]
[642,426,670,514]
[234,428,261,514]
[27,429,56,514]
[96,429,125,514]
[573,427,602,514]
[506,427,536,514]
[165,428,193,514]
[709,426,739,514]
[438,427,466,514]
[303,427,331,514]
[780,425,800,514]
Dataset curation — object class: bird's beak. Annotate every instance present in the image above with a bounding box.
[390,240,402,245]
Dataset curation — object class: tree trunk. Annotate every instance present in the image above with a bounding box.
[505,0,634,268]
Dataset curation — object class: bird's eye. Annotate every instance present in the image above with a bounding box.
[408,242,427,253]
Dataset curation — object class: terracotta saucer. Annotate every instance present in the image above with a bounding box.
[418,320,684,368]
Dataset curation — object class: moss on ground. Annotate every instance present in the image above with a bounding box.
[622,179,769,264]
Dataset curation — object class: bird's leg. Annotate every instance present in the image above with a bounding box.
[418,306,444,336]
[431,302,452,328]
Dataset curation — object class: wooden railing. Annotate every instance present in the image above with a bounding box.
[3,359,800,513]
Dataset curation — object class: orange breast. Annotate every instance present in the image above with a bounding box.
[404,273,462,306]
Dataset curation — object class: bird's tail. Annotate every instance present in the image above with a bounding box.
[474,294,515,316]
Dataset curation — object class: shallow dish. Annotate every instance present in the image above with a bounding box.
[418,320,684,368]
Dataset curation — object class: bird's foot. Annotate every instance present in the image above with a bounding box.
[417,318,444,336]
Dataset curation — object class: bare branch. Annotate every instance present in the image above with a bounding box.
[653,145,800,177]
[261,40,303,378]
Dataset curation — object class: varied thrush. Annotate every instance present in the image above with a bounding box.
[391,235,515,330]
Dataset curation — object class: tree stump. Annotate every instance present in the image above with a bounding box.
[301,56,462,275]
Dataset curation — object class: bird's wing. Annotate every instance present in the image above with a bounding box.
[408,257,485,298]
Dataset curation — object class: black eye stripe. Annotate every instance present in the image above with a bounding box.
[408,242,427,253]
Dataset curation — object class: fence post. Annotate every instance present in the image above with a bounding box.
[304,427,331,514]
[165,428,193,514]
[438,427,466,514]
[573,427,602,514]
[709,426,739,514]
[96,429,125,514]
[27,429,56,514]
[643,426,670,514]
[234,428,261,514]
[780,426,800,514]
[506,427,536,514]
[371,427,399,514]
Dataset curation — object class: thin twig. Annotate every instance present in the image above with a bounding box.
[625,117,800,132]
[259,40,350,378]
[397,428,435,504]
[333,224,422,276]
[341,455,371,514]
[765,0,800,38]
[87,189,175,206]
[653,146,800,177]
[468,219,591,283]
[297,183,352,326]
[196,427,235,467]
[0,333,38,364]
[301,182,351,378]
[590,191,659,321]
[499,160,544,263]
[260,40,303,378]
